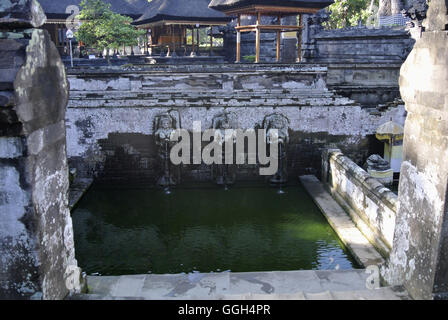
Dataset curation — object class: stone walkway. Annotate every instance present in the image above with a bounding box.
[299,175,384,267]
[75,269,409,300]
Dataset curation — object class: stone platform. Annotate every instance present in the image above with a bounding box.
[72,269,409,300]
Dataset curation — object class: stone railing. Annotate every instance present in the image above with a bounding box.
[321,149,398,257]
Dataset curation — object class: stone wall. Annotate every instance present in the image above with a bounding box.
[0,0,81,300]
[219,12,415,106]
[383,0,448,300]
[322,149,398,257]
[303,26,414,64]
[65,64,405,186]
[301,17,415,107]
[326,63,404,107]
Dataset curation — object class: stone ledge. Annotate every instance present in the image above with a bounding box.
[79,269,411,300]
[330,152,398,213]
[66,63,328,75]
[299,175,384,268]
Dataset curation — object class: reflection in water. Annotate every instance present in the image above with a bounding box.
[72,183,361,275]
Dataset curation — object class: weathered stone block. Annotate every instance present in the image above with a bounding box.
[384,0,448,299]
[0,26,80,299]
[0,0,46,28]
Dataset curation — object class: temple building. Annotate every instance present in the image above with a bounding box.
[209,0,333,62]
[132,0,231,56]
[38,0,149,56]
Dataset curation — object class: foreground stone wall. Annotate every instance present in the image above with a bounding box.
[383,0,448,300]
[0,0,80,299]
[66,64,405,185]
[322,149,398,257]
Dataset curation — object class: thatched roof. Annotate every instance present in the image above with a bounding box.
[208,0,334,11]
[38,0,150,19]
[133,0,231,26]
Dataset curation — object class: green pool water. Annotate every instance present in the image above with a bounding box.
[71,183,360,275]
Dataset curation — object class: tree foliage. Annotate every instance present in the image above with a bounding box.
[75,0,145,54]
[325,0,373,29]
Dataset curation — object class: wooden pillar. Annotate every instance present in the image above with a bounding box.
[144,29,149,55]
[191,27,196,56]
[196,27,200,55]
[149,28,153,55]
[182,27,186,56]
[209,26,213,56]
[236,14,241,63]
[255,12,261,63]
[53,24,59,47]
[276,15,281,62]
[171,24,176,57]
[297,14,303,63]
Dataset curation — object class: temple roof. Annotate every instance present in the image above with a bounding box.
[208,0,334,12]
[133,0,231,26]
[38,0,150,19]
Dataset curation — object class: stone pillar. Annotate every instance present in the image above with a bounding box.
[301,10,329,63]
[280,15,298,63]
[0,0,82,300]
[383,0,448,300]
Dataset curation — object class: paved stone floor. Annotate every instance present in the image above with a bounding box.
[78,270,409,300]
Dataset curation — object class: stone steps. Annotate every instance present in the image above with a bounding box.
[71,287,408,300]
[78,269,409,300]
[69,90,337,98]
[70,87,334,97]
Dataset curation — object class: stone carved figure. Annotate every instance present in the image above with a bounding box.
[155,114,175,143]
[212,111,238,145]
[307,9,330,27]
[153,110,180,188]
[363,154,394,186]
[263,113,290,185]
[263,113,290,145]
[364,154,391,171]
[401,0,429,30]
[211,112,238,187]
